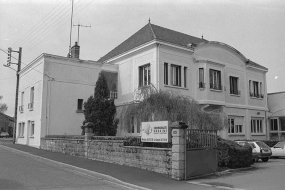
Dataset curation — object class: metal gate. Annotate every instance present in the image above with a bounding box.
[185,129,217,179]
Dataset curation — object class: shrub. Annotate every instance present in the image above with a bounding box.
[217,137,252,169]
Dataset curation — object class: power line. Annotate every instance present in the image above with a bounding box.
[11,0,66,47]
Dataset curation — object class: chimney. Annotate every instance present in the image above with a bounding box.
[71,42,80,59]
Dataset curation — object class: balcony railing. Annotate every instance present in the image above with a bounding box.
[110,91,117,99]
[19,105,24,113]
[210,83,222,90]
[28,102,34,110]
[199,82,205,89]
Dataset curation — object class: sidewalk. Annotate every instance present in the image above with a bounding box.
[0,140,208,190]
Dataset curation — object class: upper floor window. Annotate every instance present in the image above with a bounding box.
[77,99,83,112]
[229,76,239,95]
[209,69,222,90]
[19,91,24,113]
[171,64,181,86]
[28,87,34,110]
[139,64,151,87]
[164,63,168,85]
[251,119,263,133]
[249,80,263,98]
[199,68,205,88]
[184,67,187,88]
[270,119,278,131]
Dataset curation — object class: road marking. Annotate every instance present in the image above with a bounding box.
[187,181,247,190]
[0,145,152,190]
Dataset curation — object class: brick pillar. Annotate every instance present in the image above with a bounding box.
[83,122,94,158]
[171,121,188,180]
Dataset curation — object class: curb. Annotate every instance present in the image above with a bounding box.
[0,144,152,190]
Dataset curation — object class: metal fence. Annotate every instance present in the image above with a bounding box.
[186,129,217,150]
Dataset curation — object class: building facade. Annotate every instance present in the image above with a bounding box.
[99,22,268,140]
[268,91,285,141]
[16,45,118,148]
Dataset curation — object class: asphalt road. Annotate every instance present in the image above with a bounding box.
[188,158,285,190]
[0,146,135,190]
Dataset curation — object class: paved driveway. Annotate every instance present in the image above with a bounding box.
[188,158,285,190]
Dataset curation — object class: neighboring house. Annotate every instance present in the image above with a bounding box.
[16,43,118,148]
[0,112,14,135]
[268,91,285,141]
[99,22,268,140]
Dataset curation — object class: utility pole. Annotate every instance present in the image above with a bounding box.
[3,47,22,144]
[73,24,91,45]
[68,0,74,57]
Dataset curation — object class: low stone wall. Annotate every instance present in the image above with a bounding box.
[40,138,172,176]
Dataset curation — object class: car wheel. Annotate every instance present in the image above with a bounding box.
[261,158,269,162]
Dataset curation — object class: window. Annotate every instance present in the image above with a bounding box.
[209,69,221,90]
[184,67,187,88]
[253,81,259,97]
[28,87,34,110]
[199,68,205,88]
[77,99,83,111]
[164,63,168,85]
[228,117,243,134]
[18,122,25,137]
[229,76,239,95]
[251,119,263,133]
[139,64,151,87]
[280,118,285,131]
[171,64,181,86]
[270,119,278,131]
[30,121,34,137]
[19,91,24,112]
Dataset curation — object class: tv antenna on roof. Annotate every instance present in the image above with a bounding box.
[73,24,91,45]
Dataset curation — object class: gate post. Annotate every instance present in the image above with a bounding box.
[83,122,94,158]
[171,121,188,180]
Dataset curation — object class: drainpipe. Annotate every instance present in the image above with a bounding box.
[45,77,54,136]
[157,43,160,90]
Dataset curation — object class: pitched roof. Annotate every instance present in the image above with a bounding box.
[247,60,268,71]
[98,23,207,62]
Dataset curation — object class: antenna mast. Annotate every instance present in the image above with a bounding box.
[68,0,74,57]
[73,24,91,45]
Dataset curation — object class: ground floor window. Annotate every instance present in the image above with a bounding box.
[228,117,243,134]
[18,122,25,137]
[270,119,278,131]
[30,121,35,137]
[251,119,263,133]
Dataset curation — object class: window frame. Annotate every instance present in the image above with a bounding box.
[171,64,182,87]
[209,69,222,90]
[30,121,35,137]
[270,118,278,131]
[229,76,239,95]
[228,118,244,135]
[251,119,264,134]
[139,64,151,87]
[164,62,168,85]
[199,68,205,88]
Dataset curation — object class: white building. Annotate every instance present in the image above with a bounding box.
[268,91,285,141]
[99,22,268,140]
[16,43,117,148]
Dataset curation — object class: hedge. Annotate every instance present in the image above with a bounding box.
[217,137,252,168]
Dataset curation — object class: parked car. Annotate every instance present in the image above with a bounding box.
[236,141,259,163]
[247,141,272,162]
[0,132,9,138]
[271,141,285,157]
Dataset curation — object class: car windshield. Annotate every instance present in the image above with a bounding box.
[274,142,285,148]
[248,142,256,148]
[256,141,270,149]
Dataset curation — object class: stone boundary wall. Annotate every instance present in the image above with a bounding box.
[40,138,172,176]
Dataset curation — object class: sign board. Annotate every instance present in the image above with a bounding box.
[141,121,170,143]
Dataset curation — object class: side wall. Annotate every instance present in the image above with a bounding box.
[40,138,172,175]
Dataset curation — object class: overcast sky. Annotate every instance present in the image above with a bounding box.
[1,0,285,117]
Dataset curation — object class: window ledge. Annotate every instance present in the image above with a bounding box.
[251,133,266,136]
[228,133,245,136]
[76,110,84,113]
[230,94,241,97]
[30,136,34,139]
[210,89,222,92]
[18,136,24,138]
[250,97,263,100]
[164,85,188,90]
